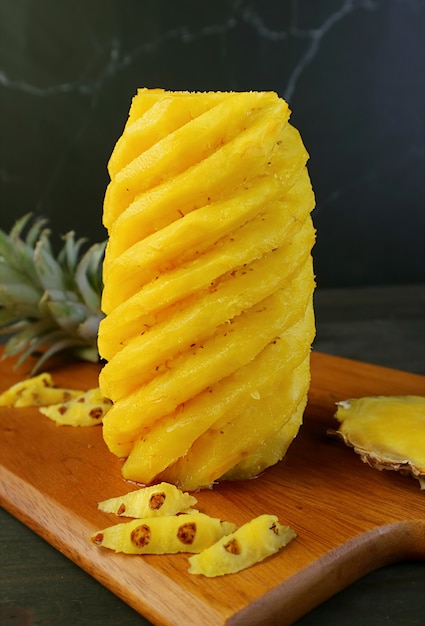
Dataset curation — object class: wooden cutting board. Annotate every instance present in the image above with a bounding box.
[0,349,424,626]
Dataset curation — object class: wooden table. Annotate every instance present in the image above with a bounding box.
[1,284,424,626]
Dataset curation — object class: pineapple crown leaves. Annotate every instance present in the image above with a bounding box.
[0,213,106,372]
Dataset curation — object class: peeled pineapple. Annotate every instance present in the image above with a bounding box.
[98,88,316,490]
[331,396,425,489]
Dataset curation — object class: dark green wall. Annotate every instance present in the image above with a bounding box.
[0,0,424,287]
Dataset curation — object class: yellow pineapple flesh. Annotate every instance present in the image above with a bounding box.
[98,88,316,490]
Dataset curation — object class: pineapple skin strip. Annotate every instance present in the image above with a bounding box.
[159,356,311,491]
[0,372,83,407]
[98,482,197,518]
[103,122,307,263]
[101,252,313,412]
[103,92,289,229]
[188,514,296,577]
[39,388,112,427]
[109,92,230,177]
[99,217,315,378]
[90,513,237,555]
[122,303,314,484]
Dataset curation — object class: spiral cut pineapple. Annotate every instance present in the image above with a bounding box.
[98,88,316,490]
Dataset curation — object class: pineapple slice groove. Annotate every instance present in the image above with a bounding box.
[99,88,316,490]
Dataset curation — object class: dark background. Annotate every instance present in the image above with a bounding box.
[0,0,424,288]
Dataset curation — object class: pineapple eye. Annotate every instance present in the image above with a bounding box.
[177,522,197,545]
[223,538,241,555]
[149,492,166,510]
[92,533,104,545]
[130,524,151,547]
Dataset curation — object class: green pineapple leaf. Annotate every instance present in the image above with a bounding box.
[0,214,106,373]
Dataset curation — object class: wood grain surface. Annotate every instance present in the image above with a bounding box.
[0,349,424,626]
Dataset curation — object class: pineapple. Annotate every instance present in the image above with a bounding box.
[90,513,236,555]
[188,514,296,577]
[98,88,316,490]
[0,214,105,372]
[97,482,198,518]
[0,372,83,407]
[39,387,112,426]
[330,396,425,489]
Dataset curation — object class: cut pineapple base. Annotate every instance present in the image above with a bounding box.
[99,88,316,489]
[331,396,425,489]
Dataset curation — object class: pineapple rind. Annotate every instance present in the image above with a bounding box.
[332,396,425,489]
[0,372,83,407]
[97,482,197,518]
[39,387,112,426]
[90,513,236,554]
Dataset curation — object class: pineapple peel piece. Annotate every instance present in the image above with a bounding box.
[188,514,297,577]
[0,372,83,407]
[90,513,236,555]
[330,395,425,489]
[39,388,112,426]
[98,482,198,518]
